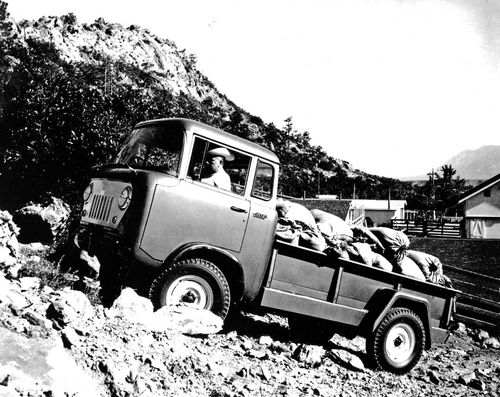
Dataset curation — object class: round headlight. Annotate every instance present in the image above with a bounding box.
[118,186,132,210]
[83,183,93,203]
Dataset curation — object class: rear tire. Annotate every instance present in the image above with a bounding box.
[149,258,231,320]
[366,307,425,374]
[288,314,336,344]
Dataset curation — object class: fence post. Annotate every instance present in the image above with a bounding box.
[423,221,428,237]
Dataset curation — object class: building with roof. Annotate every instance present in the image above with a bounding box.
[458,172,500,239]
[350,199,407,227]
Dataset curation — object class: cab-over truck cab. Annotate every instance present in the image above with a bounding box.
[76,118,280,315]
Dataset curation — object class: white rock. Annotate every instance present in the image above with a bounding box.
[61,327,80,349]
[46,288,94,326]
[292,344,325,368]
[259,335,273,346]
[0,327,101,396]
[107,288,153,324]
[19,277,41,291]
[330,349,365,372]
[150,305,223,335]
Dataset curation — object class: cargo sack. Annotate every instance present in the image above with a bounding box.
[406,250,442,281]
[299,229,327,251]
[369,227,410,264]
[275,201,325,251]
[275,218,301,245]
[406,250,453,287]
[351,226,385,253]
[324,238,350,259]
[310,209,353,240]
[278,201,319,233]
[396,256,426,281]
[351,242,376,266]
[372,253,393,272]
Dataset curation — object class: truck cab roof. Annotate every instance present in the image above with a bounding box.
[135,118,280,165]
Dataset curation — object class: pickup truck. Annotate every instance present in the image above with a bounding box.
[75,118,457,374]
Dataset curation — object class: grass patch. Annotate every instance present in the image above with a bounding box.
[17,245,101,305]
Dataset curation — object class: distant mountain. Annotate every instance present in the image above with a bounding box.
[444,146,500,180]
[402,145,500,182]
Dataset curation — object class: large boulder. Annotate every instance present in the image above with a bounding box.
[46,288,94,327]
[0,327,103,396]
[107,288,223,335]
[0,211,19,270]
[0,274,31,313]
[106,287,154,325]
[13,197,70,244]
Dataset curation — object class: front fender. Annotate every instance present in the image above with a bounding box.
[163,242,245,302]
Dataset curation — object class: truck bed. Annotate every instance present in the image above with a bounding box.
[260,240,458,344]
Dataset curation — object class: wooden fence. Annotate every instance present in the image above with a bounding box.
[444,264,500,333]
[391,219,462,238]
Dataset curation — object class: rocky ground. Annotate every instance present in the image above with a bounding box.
[0,205,499,397]
[0,242,499,397]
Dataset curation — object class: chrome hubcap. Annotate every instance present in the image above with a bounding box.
[165,275,213,309]
[385,323,416,364]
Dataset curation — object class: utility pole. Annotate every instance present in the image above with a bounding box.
[317,169,320,198]
[427,168,438,220]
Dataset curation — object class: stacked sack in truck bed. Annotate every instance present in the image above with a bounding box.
[275,200,451,287]
[275,199,326,251]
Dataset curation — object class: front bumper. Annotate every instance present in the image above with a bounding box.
[74,224,127,258]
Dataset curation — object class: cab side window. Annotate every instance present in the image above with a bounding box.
[252,160,274,201]
[188,137,251,196]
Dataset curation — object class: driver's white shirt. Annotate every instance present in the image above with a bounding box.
[201,168,231,191]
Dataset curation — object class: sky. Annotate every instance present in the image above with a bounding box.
[8,0,500,178]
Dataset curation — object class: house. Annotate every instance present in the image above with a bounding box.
[350,199,407,227]
[458,172,500,239]
[293,197,406,227]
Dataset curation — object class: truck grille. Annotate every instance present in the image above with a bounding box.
[88,195,114,222]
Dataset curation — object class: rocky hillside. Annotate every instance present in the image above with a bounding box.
[4,7,394,205]
[13,14,233,113]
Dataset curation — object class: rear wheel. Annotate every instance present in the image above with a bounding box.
[149,258,231,320]
[367,307,425,374]
[288,314,336,344]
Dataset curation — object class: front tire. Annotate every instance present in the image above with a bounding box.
[367,307,425,374]
[149,258,231,320]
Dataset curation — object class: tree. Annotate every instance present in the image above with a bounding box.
[434,165,468,216]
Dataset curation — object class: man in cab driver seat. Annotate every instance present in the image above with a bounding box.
[201,147,234,191]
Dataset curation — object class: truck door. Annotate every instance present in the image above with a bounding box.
[140,137,252,258]
[184,138,253,252]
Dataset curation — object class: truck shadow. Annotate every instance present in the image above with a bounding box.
[223,309,292,344]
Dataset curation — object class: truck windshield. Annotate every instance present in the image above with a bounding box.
[115,124,183,176]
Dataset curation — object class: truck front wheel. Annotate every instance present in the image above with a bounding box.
[367,307,425,374]
[149,258,231,320]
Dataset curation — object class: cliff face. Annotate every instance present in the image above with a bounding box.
[13,15,234,113]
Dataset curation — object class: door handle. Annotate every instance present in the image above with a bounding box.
[230,206,248,213]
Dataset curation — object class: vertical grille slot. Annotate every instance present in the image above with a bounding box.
[89,194,113,222]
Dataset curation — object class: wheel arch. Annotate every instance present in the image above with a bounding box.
[163,243,245,304]
[368,291,432,350]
